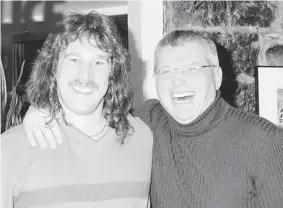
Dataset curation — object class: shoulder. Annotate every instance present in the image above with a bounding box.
[2,124,30,151]
[1,124,43,170]
[2,124,34,153]
[133,99,160,116]
[1,124,47,193]
[218,103,283,165]
[224,104,281,141]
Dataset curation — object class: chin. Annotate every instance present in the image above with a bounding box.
[171,106,201,124]
[71,109,94,115]
[68,104,98,115]
[174,115,196,125]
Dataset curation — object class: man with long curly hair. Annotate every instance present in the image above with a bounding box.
[1,11,153,208]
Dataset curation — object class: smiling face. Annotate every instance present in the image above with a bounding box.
[56,37,111,116]
[155,41,222,124]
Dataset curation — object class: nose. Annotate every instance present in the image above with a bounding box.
[78,63,93,83]
[172,75,186,86]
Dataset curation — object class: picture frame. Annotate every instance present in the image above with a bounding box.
[255,66,283,127]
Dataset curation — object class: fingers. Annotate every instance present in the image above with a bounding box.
[23,105,63,150]
[42,125,58,150]
[24,123,37,147]
[33,128,48,149]
[27,124,60,150]
[47,120,64,145]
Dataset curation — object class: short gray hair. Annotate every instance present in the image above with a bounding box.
[154,30,219,72]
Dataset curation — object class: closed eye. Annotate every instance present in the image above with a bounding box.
[184,66,201,74]
[190,67,200,72]
[161,70,172,75]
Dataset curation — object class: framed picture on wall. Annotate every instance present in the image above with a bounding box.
[256,66,283,127]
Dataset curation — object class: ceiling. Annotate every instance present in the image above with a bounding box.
[2,1,128,23]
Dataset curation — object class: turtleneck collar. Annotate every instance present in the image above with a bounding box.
[165,91,229,136]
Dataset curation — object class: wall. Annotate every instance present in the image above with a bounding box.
[164,1,283,114]
[2,1,127,49]
[127,1,162,108]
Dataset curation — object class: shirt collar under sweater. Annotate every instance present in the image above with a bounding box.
[165,91,229,136]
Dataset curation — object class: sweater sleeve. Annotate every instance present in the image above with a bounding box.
[256,129,283,207]
[133,99,160,129]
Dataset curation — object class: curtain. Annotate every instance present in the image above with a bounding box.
[3,43,26,132]
[12,43,25,87]
[1,59,7,128]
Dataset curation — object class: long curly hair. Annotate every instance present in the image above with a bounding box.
[26,11,133,143]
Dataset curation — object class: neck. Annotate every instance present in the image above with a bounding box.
[62,102,105,136]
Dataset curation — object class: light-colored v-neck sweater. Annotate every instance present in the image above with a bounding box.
[1,115,153,208]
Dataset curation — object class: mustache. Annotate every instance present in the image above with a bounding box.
[69,79,99,89]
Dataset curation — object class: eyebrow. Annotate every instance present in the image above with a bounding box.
[94,54,109,60]
[64,52,109,60]
[64,52,81,58]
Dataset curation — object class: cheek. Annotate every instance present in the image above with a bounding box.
[157,79,171,95]
[194,74,209,89]
[57,65,77,82]
[57,70,66,87]
[57,72,72,89]
[94,71,111,86]
[202,71,215,84]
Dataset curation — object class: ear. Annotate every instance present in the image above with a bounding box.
[213,66,223,90]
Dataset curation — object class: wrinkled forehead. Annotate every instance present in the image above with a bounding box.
[156,41,211,68]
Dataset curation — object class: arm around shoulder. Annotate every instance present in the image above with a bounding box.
[133,99,160,129]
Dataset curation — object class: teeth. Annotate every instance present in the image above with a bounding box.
[72,86,95,94]
[172,91,195,104]
[174,99,190,104]
[172,91,195,98]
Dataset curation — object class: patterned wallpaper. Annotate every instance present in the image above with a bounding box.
[164,1,283,113]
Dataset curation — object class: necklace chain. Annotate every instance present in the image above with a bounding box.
[89,121,109,141]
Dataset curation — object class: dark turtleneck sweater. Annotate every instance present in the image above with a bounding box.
[134,92,283,208]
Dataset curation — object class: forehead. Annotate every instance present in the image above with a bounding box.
[63,38,109,59]
[156,42,209,67]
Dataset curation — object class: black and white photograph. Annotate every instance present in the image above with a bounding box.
[277,88,283,128]
[1,1,283,208]
[257,66,283,127]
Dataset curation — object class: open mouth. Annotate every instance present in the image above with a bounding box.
[72,86,96,95]
[172,91,195,104]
